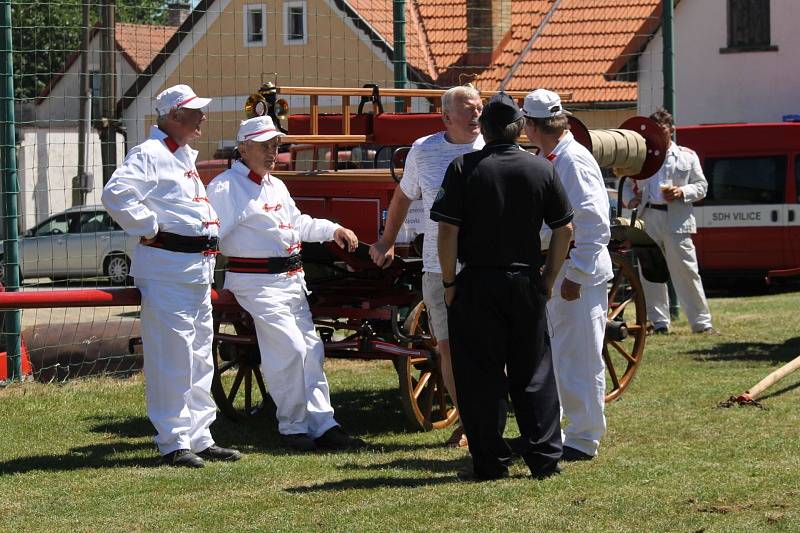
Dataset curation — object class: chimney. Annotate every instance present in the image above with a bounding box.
[466,0,511,65]
[167,3,190,26]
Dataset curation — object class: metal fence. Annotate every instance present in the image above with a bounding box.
[1,0,666,382]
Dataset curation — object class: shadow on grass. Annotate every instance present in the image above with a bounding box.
[207,385,440,454]
[2,383,437,474]
[328,387,412,434]
[87,414,154,438]
[756,380,800,401]
[689,336,800,364]
[340,456,465,473]
[284,474,458,492]
[0,441,158,475]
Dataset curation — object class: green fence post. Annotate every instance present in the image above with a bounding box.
[393,0,407,113]
[1,0,22,381]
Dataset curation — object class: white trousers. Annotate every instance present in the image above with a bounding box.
[225,273,338,438]
[547,268,608,456]
[641,210,712,332]
[137,279,216,455]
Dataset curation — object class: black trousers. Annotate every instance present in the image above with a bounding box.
[448,268,562,478]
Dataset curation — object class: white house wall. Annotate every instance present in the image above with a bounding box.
[637,0,799,125]
[16,128,125,230]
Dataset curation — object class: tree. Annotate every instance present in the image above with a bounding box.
[11,0,170,100]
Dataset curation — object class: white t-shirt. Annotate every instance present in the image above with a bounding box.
[399,132,484,272]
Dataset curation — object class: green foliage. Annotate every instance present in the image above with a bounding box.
[11,0,170,100]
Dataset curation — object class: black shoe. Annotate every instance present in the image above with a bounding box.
[279,433,317,452]
[652,326,670,335]
[561,446,594,462]
[531,463,562,479]
[162,449,205,468]
[314,426,366,450]
[197,445,242,462]
[456,464,510,482]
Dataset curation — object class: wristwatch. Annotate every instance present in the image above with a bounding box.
[442,279,456,288]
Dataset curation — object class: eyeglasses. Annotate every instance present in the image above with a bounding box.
[261,141,281,151]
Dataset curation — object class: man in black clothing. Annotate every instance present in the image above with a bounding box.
[431,92,574,481]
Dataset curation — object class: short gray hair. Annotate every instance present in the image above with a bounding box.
[442,85,481,114]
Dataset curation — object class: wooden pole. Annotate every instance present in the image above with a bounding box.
[736,354,800,403]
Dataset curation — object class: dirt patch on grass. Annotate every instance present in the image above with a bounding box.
[690,497,790,515]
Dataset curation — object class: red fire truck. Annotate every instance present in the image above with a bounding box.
[677,122,800,280]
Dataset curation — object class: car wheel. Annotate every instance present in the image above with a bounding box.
[105,254,131,285]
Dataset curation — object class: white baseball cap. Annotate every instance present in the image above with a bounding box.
[154,84,212,115]
[522,88,571,118]
[236,116,285,142]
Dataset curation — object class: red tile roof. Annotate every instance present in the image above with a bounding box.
[115,23,178,73]
[348,0,662,104]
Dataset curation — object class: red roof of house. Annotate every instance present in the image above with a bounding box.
[348,0,662,104]
[115,23,177,72]
[37,23,178,103]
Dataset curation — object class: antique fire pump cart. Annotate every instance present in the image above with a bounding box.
[0,83,670,432]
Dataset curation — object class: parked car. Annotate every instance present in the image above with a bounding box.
[0,205,137,285]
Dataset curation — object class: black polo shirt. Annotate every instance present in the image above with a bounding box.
[430,142,573,268]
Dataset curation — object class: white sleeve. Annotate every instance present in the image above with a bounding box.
[398,145,423,201]
[284,185,340,243]
[680,151,708,203]
[101,147,159,239]
[206,178,238,240]
[563,167,610,285]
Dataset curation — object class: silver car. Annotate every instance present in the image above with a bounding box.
[1,205,137,284]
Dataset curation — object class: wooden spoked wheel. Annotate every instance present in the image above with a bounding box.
[395,300,459,431]
[604,251,647,402]
[210,314,271,420]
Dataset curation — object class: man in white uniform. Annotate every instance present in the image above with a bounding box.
[102,84,241,467]
[522,89,612,461]
[369,85,484,448]
[207,116,364,452]
[623,108,715,335]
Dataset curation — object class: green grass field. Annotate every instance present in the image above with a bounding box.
[2,289,800,532]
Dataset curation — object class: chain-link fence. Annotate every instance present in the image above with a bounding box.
[2,0,665,382]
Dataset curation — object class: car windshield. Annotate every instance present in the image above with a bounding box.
[33,215,69,236]
[78,212,110,233]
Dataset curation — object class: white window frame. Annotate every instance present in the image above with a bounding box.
[243,4,267,48]
[283,0,308,45]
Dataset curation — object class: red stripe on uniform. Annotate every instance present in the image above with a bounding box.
[163,137,180,153]
[247,170,263,185]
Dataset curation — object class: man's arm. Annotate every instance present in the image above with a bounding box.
[101,148,159,239]
[679,149,708,203]
[437,221,459,305]
[542,223,573,299]
[369,189,414,267]
[562,167,610,287]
